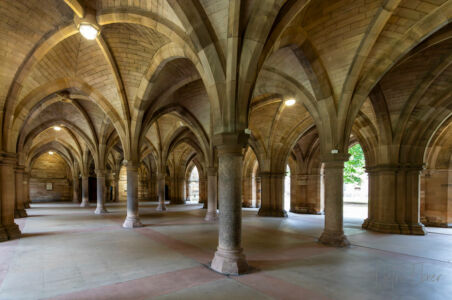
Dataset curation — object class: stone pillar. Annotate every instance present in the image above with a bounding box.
[23,172,31,208]
[290,173,322,214]
[363,165,426,235]
[113,174,119,202]
[14,166,27,218]
[95,170,108,214]
[80,176,90,207]
[421,169,452,227]
[170,176,185,204]
[156,173,166,211]
[211,142,248,275]
[205,167,218,221]
[122,161,142,228]
[0,152,21,241]
[72,176,79,203]
[258,172,287,217]
[319,158,350,247]
[400,167,426,235]
[199,176,207,208]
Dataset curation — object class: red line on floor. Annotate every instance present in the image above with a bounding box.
[49,266,223,300]
[235,272,331,300]
[135,227,213,265]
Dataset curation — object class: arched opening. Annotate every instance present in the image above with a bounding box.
[343,143,368,220]
[118,165,127,202]
[187,166,199,203]
[284,165,291,212]
[29,152,72,203]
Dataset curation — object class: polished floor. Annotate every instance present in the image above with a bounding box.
[0,202,451,300]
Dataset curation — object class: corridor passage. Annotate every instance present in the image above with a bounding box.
[1,204,451,300]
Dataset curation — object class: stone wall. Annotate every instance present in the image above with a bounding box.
[30,153,71,202]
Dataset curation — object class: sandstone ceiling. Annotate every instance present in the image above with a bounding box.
[0,0,450,176]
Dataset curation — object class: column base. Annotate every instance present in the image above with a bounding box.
[15,209,28,218]
[122,216,143,228]
[204,211,218,222]
[4,223,21,240]
[80,201,90,208]
[203,202,207,209]
[363,220,427,235]
[156,203,167,211]
[257,208,287,218]
[0,226,9,242]
[24,202,30,209]
[210,248,248,275]
[319,230,350,247]
[94,207,108,214]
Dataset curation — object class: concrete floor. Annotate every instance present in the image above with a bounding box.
[0,203,451,300]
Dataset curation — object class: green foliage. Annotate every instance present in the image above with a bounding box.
[344,144,365,185]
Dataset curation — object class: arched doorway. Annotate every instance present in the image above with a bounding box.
[284,165,291,212]
[187,166,199,203]
[343,144,368,220]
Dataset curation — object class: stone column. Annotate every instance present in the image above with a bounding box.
[200,176,207,208]
[205,167,218,221]
[23,172,31,208]
[14,166,27,218]
[400,167,426,235]
[363,165,426,235]
[122,161,142,228]
[72,176,79,203]
[156,173,166,211]
[0,152,21,241]
[211,142,248,275]
[80,176,90,207]
[290,173,322,214]
[113,173,119,202]
[258,172,287,217]
[319,158,350,247]
[95,170,108,214]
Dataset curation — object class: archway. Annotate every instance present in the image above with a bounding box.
[187,166,199,203]
[29,151,72,202]
[343,144,368,220]
[284,165,291,212]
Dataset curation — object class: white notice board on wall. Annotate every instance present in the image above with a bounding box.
[46,183,53,191]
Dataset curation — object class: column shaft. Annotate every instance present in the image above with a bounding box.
[156,173,166,211]
[72,176,79,203]
[23,172,31,208]
[211,144,248,275]
[80,176,90,207]
[363,165,426,235]
[0,153,21,241]
[122,162,142,228]
[205,168,218,221]
[319,159,350,247]
[14,166,27,218]
[95,170,108,214]
[257,172,287,217]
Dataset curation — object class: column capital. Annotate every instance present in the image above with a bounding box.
[95,169,106,177]
[0,152,16,166]
[207,167,217,176]
[15,165,26,173]
[213,132,248,155]
[319,153,349,164]
[259,172,285,178]
[366,163,423,173]
[124,160,139,170]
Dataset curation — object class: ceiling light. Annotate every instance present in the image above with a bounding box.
[285,98,296,106]
[79,23,99,40]
[53,126,62,131]
[49,151,54,155]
